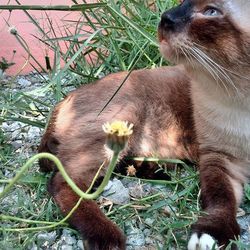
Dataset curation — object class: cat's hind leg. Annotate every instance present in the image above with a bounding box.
[48,154,126,250]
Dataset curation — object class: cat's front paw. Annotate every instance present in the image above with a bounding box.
[84,222,126,250]
[188,213,240,249]
[188,233,218,250]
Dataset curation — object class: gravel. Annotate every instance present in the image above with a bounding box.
[237,214,250,245]
[1,73,249,249]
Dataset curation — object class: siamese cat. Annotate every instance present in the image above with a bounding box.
[39,0,250,249]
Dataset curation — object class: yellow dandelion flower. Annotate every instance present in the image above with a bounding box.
[102,120,134,152]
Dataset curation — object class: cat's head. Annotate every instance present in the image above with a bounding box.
[158,0,250,77]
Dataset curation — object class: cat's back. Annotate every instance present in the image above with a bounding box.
[64,65,191,113]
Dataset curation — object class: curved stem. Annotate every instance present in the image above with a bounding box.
[0,150,120,232]
[0,151,120,200]
[0,215,67,226]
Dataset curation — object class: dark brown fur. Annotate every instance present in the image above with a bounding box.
[39,0,250,249]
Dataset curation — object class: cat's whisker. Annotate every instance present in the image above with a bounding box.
[180,46,195,69]
[192,46,239,96]
[188,48,219,81]
[193,42,250,81]
[180,42,223,84]
[174,47,179,64]
[187,47,230,94]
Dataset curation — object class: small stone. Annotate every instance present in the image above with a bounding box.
[62,229,72,236]
[29,242,38,250]
[27,127,41,141]
[237,214,250,244]
[11,129,21,139]
[36,231,57,246]
[103,180,113,191]
[237,207,246,217]
[144,218,154,226]
[126,229,145,246]
[17,77,31,87]
[4,122,21,132]
[145,236,155,245]
[77,240,84,250]
[4,169,13,178]
[102,178,130,205]
[98,72,105,78]
[143,228,152,236]
[11,140,23,149]
[2,122,10,130]
[61,229,77,245]
[61,245,74,250]
[138,223,145,231]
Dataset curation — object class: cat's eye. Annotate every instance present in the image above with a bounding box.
[203,7,222,17]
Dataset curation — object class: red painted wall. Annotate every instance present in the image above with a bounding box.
[0,0,80,75]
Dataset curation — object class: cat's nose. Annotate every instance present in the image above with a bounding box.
[159,2,193,32]
[161,12,176,28]
[159,11,178,32]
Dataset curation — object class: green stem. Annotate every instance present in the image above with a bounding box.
[0,152,119,200]
[0,150,120,232]
[0,198,81,232]
[0,3,107,11]
[113,172,198,185]
[0,215,67,226]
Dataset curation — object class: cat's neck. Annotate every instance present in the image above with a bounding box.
[189,67,250,110]
[190,69,250,159]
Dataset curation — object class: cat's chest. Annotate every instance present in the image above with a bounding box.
[197,101,250,159]
[213,106,250,137]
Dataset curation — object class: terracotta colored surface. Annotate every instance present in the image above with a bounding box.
[0,0,80,75]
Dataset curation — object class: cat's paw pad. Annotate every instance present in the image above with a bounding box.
[188,233,218,250]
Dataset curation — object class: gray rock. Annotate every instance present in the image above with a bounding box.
[126,228,146,246]
[145,236,155,245]
[11,140,23,149]
[61,245,74,250]
[27,126,41,141]
[2,121,21,132]
[143,229,152,237]
[102,178,130,205]
[1,122,10,130]
[36,231,57,246]
[237,214,250,245]
[144,218,155,226]
[127,247,155,250]
[18,77,31,87]
[11,129,21,139]
[77,240,84,250]
[3,169,13,178]
[61,229,77,245]
[2,192,19,214]
[29,242,38,250]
